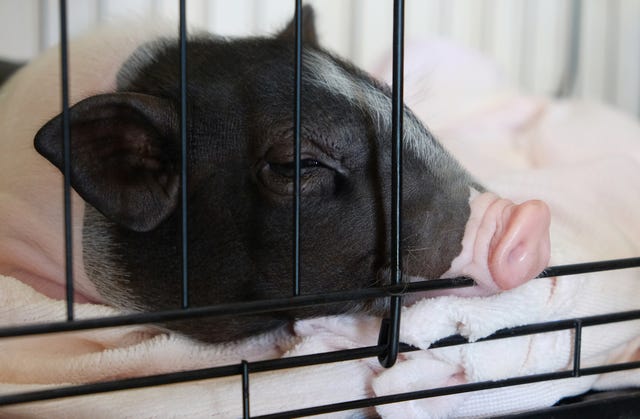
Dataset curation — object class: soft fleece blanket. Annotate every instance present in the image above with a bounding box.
[1,39,640,418]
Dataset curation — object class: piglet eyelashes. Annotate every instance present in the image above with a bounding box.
[268,158,323,178]
[257,157,338,199]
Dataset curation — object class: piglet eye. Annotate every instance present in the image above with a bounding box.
[257,154,341,198]
[268,159,322,178]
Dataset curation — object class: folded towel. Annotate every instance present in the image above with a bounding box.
[2,261,639,418]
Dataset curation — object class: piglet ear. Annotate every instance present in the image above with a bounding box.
[277,4,319,47]
[34,92,180,232]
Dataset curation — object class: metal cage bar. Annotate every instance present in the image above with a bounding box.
[293,0,302,297]
[378,0,405,370]
[0,258,638,340]
[59,0,74,322]
[179,0,189,310]
[1,262,639,409]
[2,310,639,411]
[242,360,251,419]
[572,319,583,377]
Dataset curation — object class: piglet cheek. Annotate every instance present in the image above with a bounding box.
[488,200,551,290]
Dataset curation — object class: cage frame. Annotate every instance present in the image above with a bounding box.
[0,0,639,417]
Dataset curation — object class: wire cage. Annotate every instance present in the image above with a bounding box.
[0,0,639,417]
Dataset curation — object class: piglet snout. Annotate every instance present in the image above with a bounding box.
[487,199,551,290]
[439,192,551,296]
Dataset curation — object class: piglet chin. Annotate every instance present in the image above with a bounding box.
[434,191,550,297]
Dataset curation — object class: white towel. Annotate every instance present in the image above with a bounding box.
[1,263,639,418]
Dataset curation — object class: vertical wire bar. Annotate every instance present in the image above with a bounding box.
[572,319,583,377]
[378,0,404,369]
[292,0,302,297]
[179,0,189,309]
[59,0,74,322]
[242,360,250,418]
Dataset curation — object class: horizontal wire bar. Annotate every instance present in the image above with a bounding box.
[0,262,637,407]
[255,361,640,419]
[0,364,241,406]
[1,257,638,339]
[0,346,384,407]
[2,311,639,407]
[0,277,474,339]
[427,309,640,349]
[580,360,640,376]
[254,371,572,418]
[538,257,640,277]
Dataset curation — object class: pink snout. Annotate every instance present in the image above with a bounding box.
[437,192,551,296]
[487,199,551,290]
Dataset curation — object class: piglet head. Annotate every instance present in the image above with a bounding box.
[34,7,550,343]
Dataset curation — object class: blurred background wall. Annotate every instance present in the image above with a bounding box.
[0,0,638,117]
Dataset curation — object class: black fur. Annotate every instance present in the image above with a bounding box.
[34,9,475,343]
